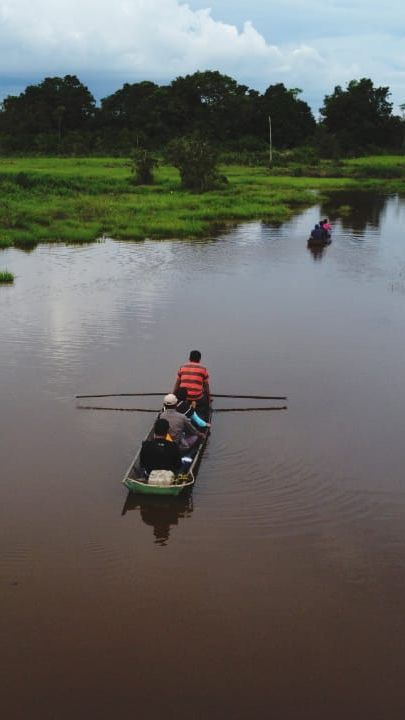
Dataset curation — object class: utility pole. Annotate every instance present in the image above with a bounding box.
[54,105,65,153]
[268,115,273,168]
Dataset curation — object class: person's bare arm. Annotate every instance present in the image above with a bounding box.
[184,416,204,438]
[173,371,180,395]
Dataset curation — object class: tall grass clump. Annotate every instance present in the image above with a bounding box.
[0,270,14,283]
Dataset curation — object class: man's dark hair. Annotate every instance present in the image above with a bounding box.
[154,418,169,436]
[189,350,201,362]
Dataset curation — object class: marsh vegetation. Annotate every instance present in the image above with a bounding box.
[1,156,405,249]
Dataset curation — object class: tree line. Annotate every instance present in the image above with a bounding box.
[0,71,403,157]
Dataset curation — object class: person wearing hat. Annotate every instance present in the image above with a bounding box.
[160,393,205,449]
[140,418,183,474]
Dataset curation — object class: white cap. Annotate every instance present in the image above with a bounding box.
[164,393,177,406]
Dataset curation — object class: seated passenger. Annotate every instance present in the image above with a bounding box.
[160,394,205,450]
[319,218,331,239]
[140,418,182,474]
[176,388,211,429]
[310,224,323,241]
[322,217,332,236]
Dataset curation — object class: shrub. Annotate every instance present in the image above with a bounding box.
[352,164,404,178]
[166,135,228,192]
[220,149,269,166]
[131,148,158,185]
[288,146,320,165]
[15,172,34,189]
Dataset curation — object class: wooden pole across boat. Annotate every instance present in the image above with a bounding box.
[77,405,287,412]
[76,392,287,400]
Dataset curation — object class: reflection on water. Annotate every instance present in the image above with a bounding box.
[321,190,390,235]
[2,191,405,719]
[307,237,331,261]
[122,491,194,546]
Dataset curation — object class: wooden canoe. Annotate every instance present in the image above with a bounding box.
[307,233,332,246]
[122,409,211,496]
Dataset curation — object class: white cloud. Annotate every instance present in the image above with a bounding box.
[0,0,325,78]
[0,0,405,110]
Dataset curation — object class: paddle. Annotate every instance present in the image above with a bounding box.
[76,392,167,399]
[77,405,287,412]
[213,394,287,400]
[215,406,287,412]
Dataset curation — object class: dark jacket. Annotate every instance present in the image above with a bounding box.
[176,399,193,419]
[140,438,182,473]
[311,226,323,241]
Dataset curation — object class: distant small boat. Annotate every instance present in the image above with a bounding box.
[122,409,211,496]
[307,232,331,245]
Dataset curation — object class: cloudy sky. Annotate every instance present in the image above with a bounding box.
[0,0,404,113]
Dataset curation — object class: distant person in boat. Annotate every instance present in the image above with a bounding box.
[310,224,323,241]
[161,394,205,450]
[176,388,211,429]
[140,418,182,474]
[173,350,211,421]
[319,218,332,239]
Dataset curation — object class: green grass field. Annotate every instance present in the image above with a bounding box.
[345,155,405,167]
[0,156,404,248]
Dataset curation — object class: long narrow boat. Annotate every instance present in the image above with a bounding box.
[307,231,332,246]
[122,409,211,496]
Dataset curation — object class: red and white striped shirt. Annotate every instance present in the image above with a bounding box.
[176,362,209,400]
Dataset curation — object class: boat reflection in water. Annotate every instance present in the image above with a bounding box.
[307,236,332,261]
[121,490,194,546]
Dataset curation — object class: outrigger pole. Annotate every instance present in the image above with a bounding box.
[212,394,287,400]
[77,405,287,412]
[76,393,287,400]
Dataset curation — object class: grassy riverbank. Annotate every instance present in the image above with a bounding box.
[1,156,405,248]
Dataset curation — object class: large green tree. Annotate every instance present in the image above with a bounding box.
[261,84,316,149]
[168,71,260,141]
[319,78,402,153]
[100,81,158,129]
[0,75,95,136]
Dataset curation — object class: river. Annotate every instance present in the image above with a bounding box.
[1,191,405,719]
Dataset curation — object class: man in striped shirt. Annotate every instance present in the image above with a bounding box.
[173,350,211,421]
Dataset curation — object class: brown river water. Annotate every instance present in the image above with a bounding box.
[1,191,405,719]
